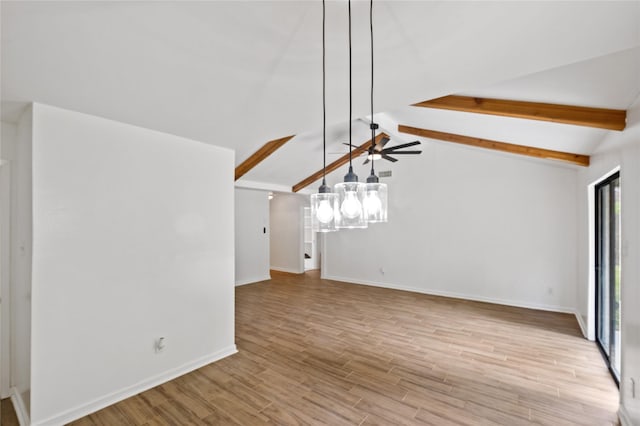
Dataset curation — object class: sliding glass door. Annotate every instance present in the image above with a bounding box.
[595,172,621,383]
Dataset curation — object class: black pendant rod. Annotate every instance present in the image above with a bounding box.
[369,0,375,176]
[348,0,353,169]
[322,0,327,186]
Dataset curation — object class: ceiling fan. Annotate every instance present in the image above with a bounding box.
[343,136,422,164]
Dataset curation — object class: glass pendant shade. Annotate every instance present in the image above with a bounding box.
[311,190,338,232]
[364,182,387,223]
[334,181,368,229]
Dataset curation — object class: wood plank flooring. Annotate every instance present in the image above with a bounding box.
[59,271,617,424]
[2,397,19,425]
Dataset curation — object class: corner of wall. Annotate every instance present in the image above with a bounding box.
[574,310,588,339]
[10,386,30,426]
[9,101,34,421]
[618,405,633,426]
[0,121,18,399]
[235,274,271,286]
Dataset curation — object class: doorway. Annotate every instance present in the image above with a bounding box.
[303,207,319,271]
[595,171,621,383]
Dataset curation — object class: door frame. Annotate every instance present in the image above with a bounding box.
[0,159,12,399]
[0,159,13,398]
[594,170,621,385]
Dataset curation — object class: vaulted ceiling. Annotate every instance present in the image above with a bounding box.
[2,1,639,193]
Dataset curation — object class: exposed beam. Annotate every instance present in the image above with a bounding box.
[398,125,590,167]
[235,135,295,181]
[292,133,387,193]
[413,95,626,131]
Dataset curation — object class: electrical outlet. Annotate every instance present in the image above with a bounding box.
[155,337,166,354]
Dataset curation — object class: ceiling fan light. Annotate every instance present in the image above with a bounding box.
[367,153,382,161]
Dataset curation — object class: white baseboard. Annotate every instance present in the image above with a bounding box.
[10,387,30,426]
[270,267,304,274]
[618,405,633,426]
[322,274,575,314]
[574,311,588,339]
[32,345,237,426]
[235,274,271,286]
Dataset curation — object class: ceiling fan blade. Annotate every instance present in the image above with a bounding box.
[384,140,421,151]
[342,142,358,148]
[375,136,390,150]
[383,150,422,155]
[363,157,370,165]
[382,154,398,163]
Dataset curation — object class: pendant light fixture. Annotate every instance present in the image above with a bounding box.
[334,0,368,229]
[363,0,388,223]
[311,0,338,233]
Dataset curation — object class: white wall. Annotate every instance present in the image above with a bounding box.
[235,188,270,286]
[269,193,306,274]
[324,141,578,313]
[576,100,640,425]
[27,104,236,425]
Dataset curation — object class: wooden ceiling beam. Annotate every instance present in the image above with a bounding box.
[413,95,626,131]
[235,135,295,181]
[292,133,387,193]
[398,125,590,167]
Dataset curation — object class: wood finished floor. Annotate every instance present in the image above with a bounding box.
[2,397,19,425]
[59,270,618,425]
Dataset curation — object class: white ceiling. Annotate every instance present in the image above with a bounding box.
[2,1,640,192]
